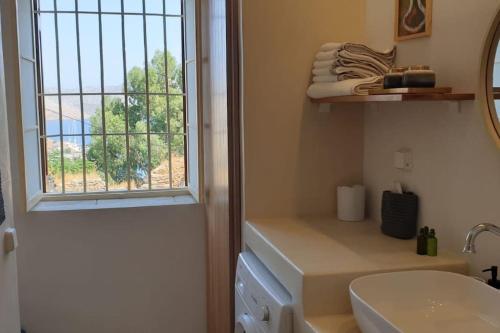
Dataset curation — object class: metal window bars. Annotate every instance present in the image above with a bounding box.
[34,0,187,195]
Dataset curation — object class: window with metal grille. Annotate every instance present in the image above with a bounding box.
[33,0,193,196]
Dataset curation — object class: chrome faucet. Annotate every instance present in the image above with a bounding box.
[463,223,500,254]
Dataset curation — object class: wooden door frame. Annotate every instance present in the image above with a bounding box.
[203,0,242,331]
[219,0,242,329]
[227,0,242,287]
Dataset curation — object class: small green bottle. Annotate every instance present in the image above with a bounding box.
[427,229,438,256]
[417,228,427,255]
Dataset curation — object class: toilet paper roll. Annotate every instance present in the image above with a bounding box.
[337,185,365,222]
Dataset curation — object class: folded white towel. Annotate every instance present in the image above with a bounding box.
[333,66,378,79]
[340,43,396,66]
[307,76,383,99]
[320,42,343,52]
[336,50,390,75]
[315,50,337,61]
[312,67,332,76]
[312,74,338,83]
[313,59,335,68]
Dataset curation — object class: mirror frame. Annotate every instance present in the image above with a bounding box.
[482,8,500,148]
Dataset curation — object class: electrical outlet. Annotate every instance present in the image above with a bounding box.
[394,149,413,171]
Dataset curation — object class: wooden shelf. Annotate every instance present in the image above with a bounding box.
[311,93,476,104]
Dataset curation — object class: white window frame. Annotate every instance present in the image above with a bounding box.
[10,0,203,209]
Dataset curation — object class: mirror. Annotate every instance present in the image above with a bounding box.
[484,10,500,146]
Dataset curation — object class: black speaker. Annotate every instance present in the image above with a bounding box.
[381,191,419,239]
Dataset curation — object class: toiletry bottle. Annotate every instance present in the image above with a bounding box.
[402,65,436,88]
[482,266,500,289]
[383,67,406,89]
[427,229,438,256]
[417,228,427,255]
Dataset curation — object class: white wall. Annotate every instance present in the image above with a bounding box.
[16,205,207,333]
[1,1,207,332]
[364,0,500,276]
[0,3,21,330]
[242,0,366,219]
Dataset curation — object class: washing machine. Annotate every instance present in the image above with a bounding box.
[235,251,293,333]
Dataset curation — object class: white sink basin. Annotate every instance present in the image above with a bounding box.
[350,270,500,333]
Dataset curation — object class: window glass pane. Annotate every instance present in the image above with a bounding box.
[35,0,188,195]
[166,0,181,15]
[169,94,184,134]
[40,13,58,94]
[44,96,61,136]
[147,16,166,94]
[24,130,42,197]
[85,135,107,191]
[129,134,149,190]
[124,0,142,13]
[185,62,196,123]
[78,0,97,12]
[106,135,128,191]
[102,15,124,93]
[62,136,84,193]
[124,15,145,93]
[61,95,83,135]
[46,137,62,193]
[149,95,167,133]
[127,94,146,133]
[171,135,185,188]
[166,17,183,93]
[79,14,101,93]
[58,14,79,93]
[20,61,38,129]
[150,134,169,189]
[100,0,121,12]
[184,0,195,60]
[146,0,163,14]
[83,95,102,135]
[104,95,126,134]
[19,0,34,58]
[57,0,74,11]
[39,0,54,11]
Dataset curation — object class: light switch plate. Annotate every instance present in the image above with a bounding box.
[4,228,18,254]
[394,149,413,171]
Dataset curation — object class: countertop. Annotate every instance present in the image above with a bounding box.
[244,217,468,333]
[247,218,466,276]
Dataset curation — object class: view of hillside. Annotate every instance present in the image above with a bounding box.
[40,8,187,193]
[45,51,186,193]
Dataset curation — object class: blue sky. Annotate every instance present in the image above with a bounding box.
[39,0,183,93]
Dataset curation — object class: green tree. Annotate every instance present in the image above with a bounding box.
[87,50,184,187]
[48,148,96,175]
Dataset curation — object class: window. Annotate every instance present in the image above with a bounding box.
[18,0,199,203]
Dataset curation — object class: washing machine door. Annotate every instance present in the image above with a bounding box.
[235,313,259,333]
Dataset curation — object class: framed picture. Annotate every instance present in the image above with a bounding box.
[394,0,432,41]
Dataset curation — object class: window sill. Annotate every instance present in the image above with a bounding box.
[31,194,198,212]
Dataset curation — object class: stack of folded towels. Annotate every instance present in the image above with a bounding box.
[307,42,396,98]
